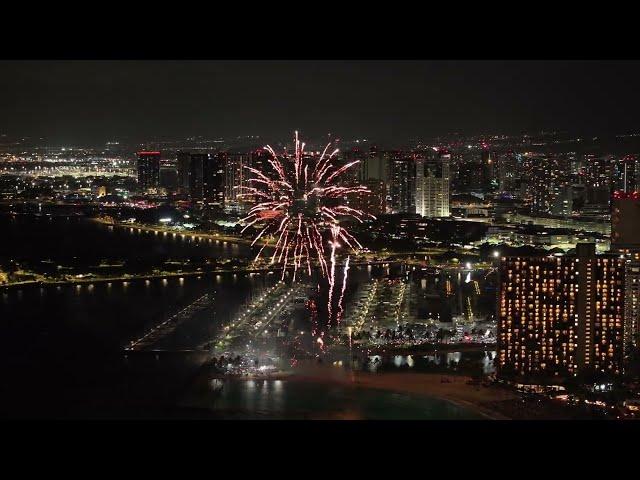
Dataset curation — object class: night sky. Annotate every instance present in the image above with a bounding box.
[1,60,639,145]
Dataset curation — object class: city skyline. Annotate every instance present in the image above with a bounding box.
[3,59,640,423]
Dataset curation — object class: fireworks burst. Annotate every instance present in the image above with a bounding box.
[239,131,375,281]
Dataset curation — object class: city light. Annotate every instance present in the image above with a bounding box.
[2,58,639,422]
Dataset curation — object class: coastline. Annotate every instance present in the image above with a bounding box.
[189,363,517,420]
[283,369,515,420]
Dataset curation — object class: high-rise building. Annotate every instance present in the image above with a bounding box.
[353,146,389,183]
[177,152,225,207]
[137,151,161,191]
[551,184,573,217]
[624,261,640,350]
[610,190,640,350]
[347,179,386,217]
[389,153,415,214]
[354,146,391,212]
[176,151,191,194]
[223,150,270,213]
[481,149,496,191]
[203,153,225,207]
[453,154,482,193]
[611,156,638,193]
[496,151,520,193]
[342,148,367,184]
[365,146,389,183]
[223,152,249,204]
[250,149,270,182]
[582,154,612,190]
[523,154,571,216]
[498,243,626,381]
[415,150,450,218]
[611,191,640,250]
[578,153,612,212]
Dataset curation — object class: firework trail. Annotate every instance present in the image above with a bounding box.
[327,231,339,322]
[307,298,318,338]
[239,131,374,281]
[240,131,374,341]
[336,255,350,329]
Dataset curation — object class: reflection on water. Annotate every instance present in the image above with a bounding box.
[0,260,276,417]
[0,215,250,269]
[208,379,482,419]
[0,214,483,419]
[367,351,497,375]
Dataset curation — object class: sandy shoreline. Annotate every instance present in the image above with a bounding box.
[201,364,518,419]
[280,369,516,420]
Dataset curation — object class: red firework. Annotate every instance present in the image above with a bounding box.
[239,131,375,281]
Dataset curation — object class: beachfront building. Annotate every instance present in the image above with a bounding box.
[497,243,625,382]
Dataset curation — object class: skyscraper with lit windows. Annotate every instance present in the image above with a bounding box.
[176,151,191,195]
[389,153,415,214]
[137,151,161,191]
[611,191,640,249]
[415,149,450,218]
[176,152,225,207]
[223,152,249,205]
[522,154,572,216]
[611,190,640,350]
[498,243,625,381]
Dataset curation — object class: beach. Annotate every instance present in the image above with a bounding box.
[285,367,517,420]
[183,360,518,419]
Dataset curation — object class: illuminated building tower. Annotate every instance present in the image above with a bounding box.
[224,152,249,205]
[389,153,415,214]
[250,148,270,180]
[453,154,482,193]
[365,146,389,183]
[185,153,225,207]
[580,154,613,209]
[247,149,271,207]
[347,179,386,217]
[342,147,366,184]
[611,191,640,249]
[204,153,226,207]
[624,262,640,350]
[352,146,391,212]
[611,190,640,349]
[176,151,191,194]
[551,185,573,217]
[481,148,496,191]
[415,149,450,218]
[137,151,161,191]
[498,243,625,381]
[223,153,253,211]
[611,156,638,193]
[583,154,612,190]
[496,151,520,193]
[522,154,571,216]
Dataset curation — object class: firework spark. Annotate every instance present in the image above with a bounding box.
[336,255,350,327]
[239,131,374,281]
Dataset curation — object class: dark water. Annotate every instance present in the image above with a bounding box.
[207,379,483,419]
[0,215,480,419]
[0,215,268,417]
[0,213,249,269]
[0,272,275,418]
